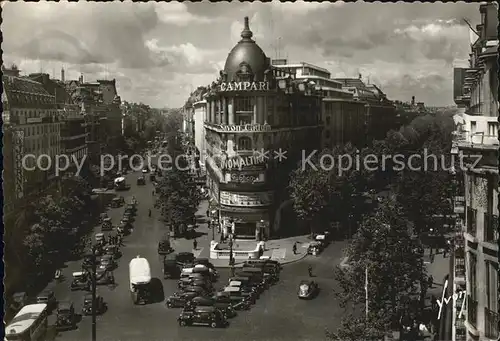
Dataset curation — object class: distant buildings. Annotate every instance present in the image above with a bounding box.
[451,3,498,341]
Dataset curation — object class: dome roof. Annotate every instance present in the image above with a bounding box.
[223,17,269,82]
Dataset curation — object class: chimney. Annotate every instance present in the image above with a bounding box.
[61,68,65,82]
[411,96,415,106]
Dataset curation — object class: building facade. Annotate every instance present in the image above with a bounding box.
[271,61,368,149]
[204,17,322,240]
[193,99,207,169]
[2,68,62,196]
[452,3,498,341]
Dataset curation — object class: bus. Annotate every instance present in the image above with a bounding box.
[129,256,151,305]
[5,303,48,341]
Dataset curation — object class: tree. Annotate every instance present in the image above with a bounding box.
[331,200,425,339]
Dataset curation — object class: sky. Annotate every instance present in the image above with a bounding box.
[2,1,481,108]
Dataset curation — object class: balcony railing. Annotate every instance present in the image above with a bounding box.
[484,214,499,243]
[485,307,499,339]
[467,297,478,327]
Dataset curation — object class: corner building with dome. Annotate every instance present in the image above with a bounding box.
[204,17,323,240]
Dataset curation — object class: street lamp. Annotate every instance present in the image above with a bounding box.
[228,220,235,277]
[84,245,98,341]
[210,210,217,240]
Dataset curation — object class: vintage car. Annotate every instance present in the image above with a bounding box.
[187,296,237,319]
[99,255,115,271]
[137,176,146,185]
[125,203,136,214]
[228,276,262,295]
[307,241,323,256]
[158,239,172,255]
[242,265,279,284]
[55,301,76,330]
[165,291,197,308]
[245,259,282,272]
[36,288,57,312]
[117,222,130,236]
[237,270,270,289]
[82,294,105,316]
[95,233,105,245]
[183,285,209,297]
[176,252,195,267]
[104,245,120,258]
[101,218,113,231]
[178,306,227,328]
[297,280,319,299]
[215,290,250,311]
[95,269,114,285]
[190,278,213,292]
[81,255,94,270]
[121,216,131,226]
[228,280,259,298]
[9,292,28,315]
[70,272,90,291]
[99,213,109,223]
[223,286,256,305]
[163,254,181,279]
[193,264,218,281]
[149,174,156,182]
[142,167,149,174]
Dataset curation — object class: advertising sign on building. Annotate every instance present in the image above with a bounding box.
[221,155,267,170]
[220,81,270,92]
[218,124,271,132]
[220,191,273,207]
[228,172,264,184]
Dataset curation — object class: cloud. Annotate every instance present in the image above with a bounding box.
[155,3,214,26]
[1,2,482,108]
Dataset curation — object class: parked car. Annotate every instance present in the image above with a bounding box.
[297,280,319,299]
[101,218,112,231]
[214,291,250,311]
[137,176,146,185]
[176,252,195,267]
[99,255,115,271]
[99,213,109,223]
[177,306,227,328]
[158,239,172,255]
[55,301,76,330]
[189,296,236,319]
[70,272,90,291]
[95,269,115,285]
[163,254,181,279]
[165,291,197,308]
[82,294,105,316]
[36,288,57,311]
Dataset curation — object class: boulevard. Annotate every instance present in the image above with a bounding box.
[49,169,347,341]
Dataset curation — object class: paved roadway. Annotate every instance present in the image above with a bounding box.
[49,170,347,341]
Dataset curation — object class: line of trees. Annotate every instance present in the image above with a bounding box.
[288,111,458,339]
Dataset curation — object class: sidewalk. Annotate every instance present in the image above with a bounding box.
[169,200,310,267]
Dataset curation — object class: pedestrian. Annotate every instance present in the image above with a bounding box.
[152,190,155,196]
[292,243,297,255]
[193,239,198,250]
[430,253,435,263]
[206,210,209,217]
[148,209,152,217]
[308,265,313,277]
[428,275,434,288]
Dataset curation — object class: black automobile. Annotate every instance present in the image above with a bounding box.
[190,296,236,319]
[227,279,260,298]
[213,291,250,311]
[158,240,172,255]
[176,252,195,267]
[298,280,319,299]
[183,285,209,297]
[137,176,146,185]
[243,265,279,284]
[166,291,197,308]
[82,256,94,271]
[82,294,105,316]
[55,301,76,330]
[70,272,90,291]
[36,288,57,312]
[236,271,269,290]
[192,265,218,282]
[163,254,181,279]
[178,306,227,328]
[95,269,115,285]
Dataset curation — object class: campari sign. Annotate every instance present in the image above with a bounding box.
[220,81,270,92]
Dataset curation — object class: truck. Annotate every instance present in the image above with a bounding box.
[114,177,128,191]
[129,256,152,305]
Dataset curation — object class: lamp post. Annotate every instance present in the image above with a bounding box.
[85,245,98,341]
[210,210,217,240]
[229,233,235,277]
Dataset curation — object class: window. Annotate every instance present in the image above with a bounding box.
[235,97,253,112]
[466,207,477,235]
[237,136,252,151]
[470,121,477,134]
[487,122,497,136]
[467,252,478,326]
[325,116,331,125]
[485,261,499,338]
[235,114,252,125]
[484,214,498,242]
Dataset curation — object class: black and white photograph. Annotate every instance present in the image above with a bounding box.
[2,1,498,341]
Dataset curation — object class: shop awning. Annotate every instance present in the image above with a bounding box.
[220,206,270,222]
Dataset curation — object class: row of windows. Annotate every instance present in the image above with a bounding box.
[24,136,61,152]
[13,109,58,119]
[23,124,61,136]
